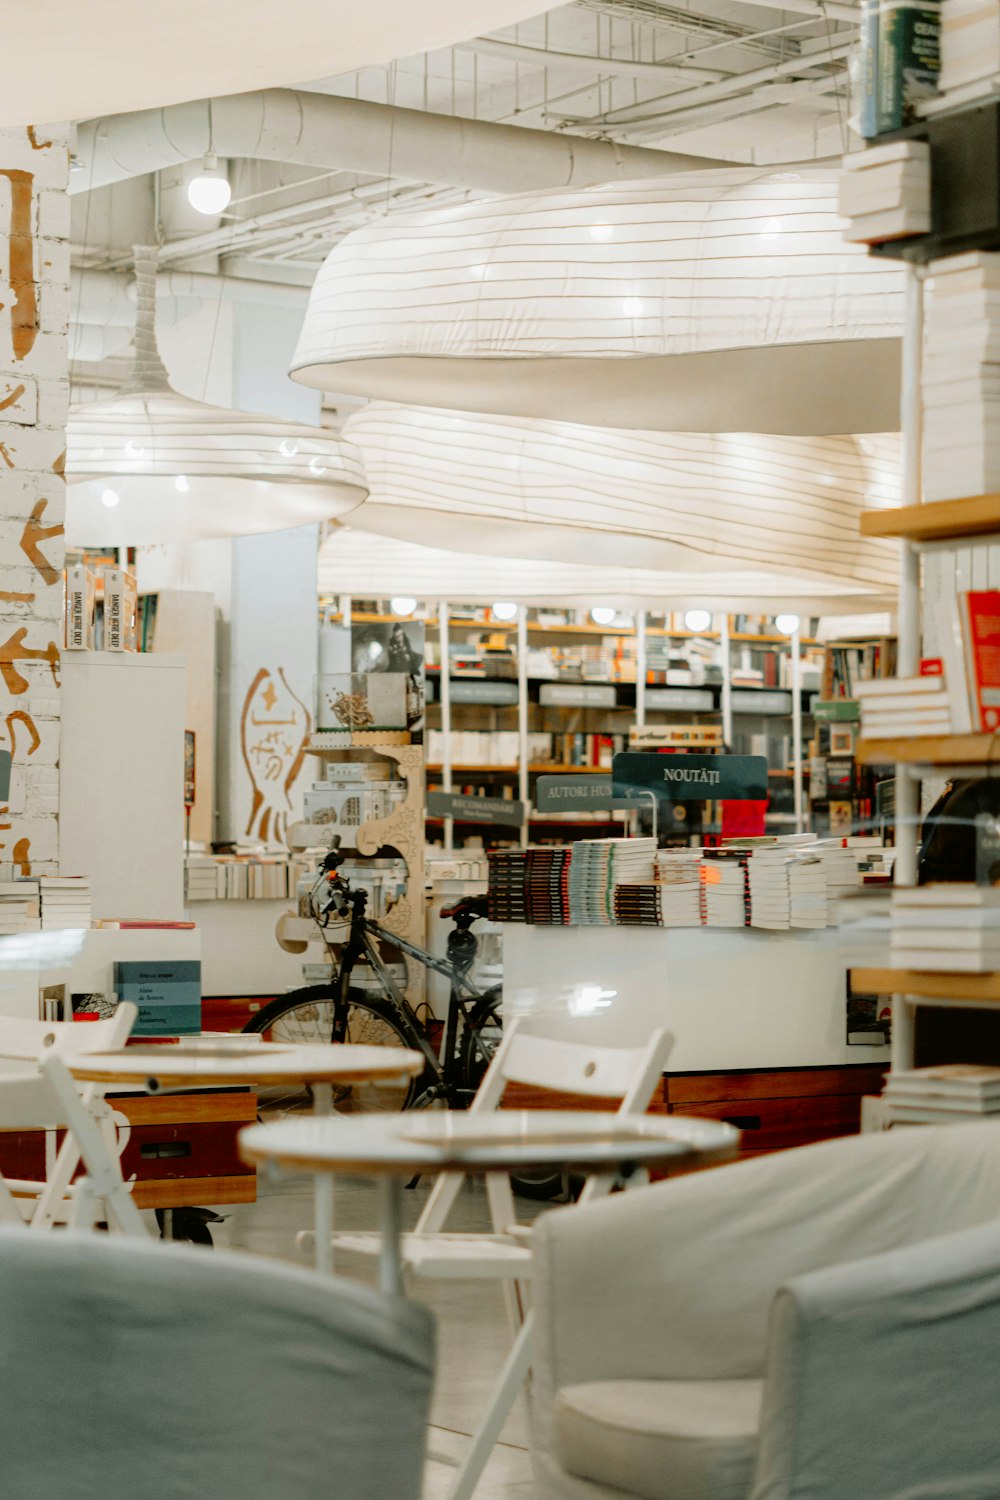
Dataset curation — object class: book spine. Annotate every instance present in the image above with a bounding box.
[104,567,124,651]
[63,566,95,650]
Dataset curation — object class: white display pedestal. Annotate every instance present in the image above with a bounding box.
[501,925,890,1071]
[60,653,186,921]
[190,900,310,996]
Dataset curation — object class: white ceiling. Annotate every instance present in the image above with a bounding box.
[0,0,560,127]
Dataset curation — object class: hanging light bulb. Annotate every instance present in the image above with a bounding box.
[590,606,616,626]
[684,608,712,633]
[187,152,232,216]
[491,602,518,621]
[390,596,417,616]
[100,488,120,509]
[775,613,801,636]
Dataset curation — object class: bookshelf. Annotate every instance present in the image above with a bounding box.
[857,733,1000,767]
[851,968,1000,1003]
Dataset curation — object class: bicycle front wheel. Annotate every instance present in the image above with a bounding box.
[244,986,425,1117]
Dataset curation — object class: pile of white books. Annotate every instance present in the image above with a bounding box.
[856,673,952,737]
[839,141,930,244]
[940,0,1000,96]
[747,850,791,930]
[653,849,702,926]
[818,845,865,900]
[700,853,750,927]
[923,253,1000,502]
[789,856,828,928]
[38,876,91,930]
[184,856,218,902]
[0,878,40,934]
[884,1063,1000,1122]
[891,884,1000,969]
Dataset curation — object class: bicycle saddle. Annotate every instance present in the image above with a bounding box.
[439,894,490,922]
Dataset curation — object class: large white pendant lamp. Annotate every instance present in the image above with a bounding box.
[340,402,900,596]
[320,526,896,614]
[66,246,367,546]
[291,170,905,436]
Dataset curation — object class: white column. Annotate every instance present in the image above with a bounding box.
[894,264,924,890]
[635,610,647,727]
[791,626,804,833]
[0,127,69,875]
[438,600,453,852]
[719,614,733,750]
[517,607,529,849]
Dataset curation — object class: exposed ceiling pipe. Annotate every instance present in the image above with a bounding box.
[460,34,729,84]
[570,38,854,126]
[70,267,308,326]
[718,0,861,24]
[71,87,735,198]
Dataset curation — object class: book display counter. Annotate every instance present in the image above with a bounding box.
[499,923,888,1155]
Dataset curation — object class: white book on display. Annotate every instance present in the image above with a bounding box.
[889,949,1000,971]
[893,884,1000,906]
[855,675,945,698]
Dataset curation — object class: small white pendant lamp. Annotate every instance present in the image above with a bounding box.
[66,246,367,545]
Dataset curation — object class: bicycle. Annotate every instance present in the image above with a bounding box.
[243,842,503,1118]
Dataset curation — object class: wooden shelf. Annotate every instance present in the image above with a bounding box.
[852,967,1000,1003]
[860,495,1000,543]
[856,733,1000,766]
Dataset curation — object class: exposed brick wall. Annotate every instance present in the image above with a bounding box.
[0,127,68,875]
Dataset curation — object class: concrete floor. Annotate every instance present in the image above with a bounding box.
[210,1173,550,1499]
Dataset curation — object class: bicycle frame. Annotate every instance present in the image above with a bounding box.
[311,867,495,1096]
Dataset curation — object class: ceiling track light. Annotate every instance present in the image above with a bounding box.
[187,150,232,216]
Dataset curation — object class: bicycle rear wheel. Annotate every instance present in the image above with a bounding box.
[244,986,426,1118]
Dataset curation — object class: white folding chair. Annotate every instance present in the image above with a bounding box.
[0,1005,147,1234]
[330,1020,674,1500]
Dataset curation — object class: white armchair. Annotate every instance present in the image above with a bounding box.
[531,1123,1000,1500]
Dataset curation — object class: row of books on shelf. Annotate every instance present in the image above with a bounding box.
[0,875,91,934]
[425,731,632,768]
[486,835,890,929]
[184,854,313,902]
[821,639,897,700]
[64,566,140,652]
[858,591,1000,738]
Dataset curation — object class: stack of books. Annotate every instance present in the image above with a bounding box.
[856,673,951,738]
[884,1063,1000,1122]
[486,850,529,923]
[38,876,91,930]
[700,850,750,927]
[748,851,791,930]
[789,856,828,928]
[654,849,702,926]
[567,838,655,925]
[839,140,930,244]
[184,856,218,903]
[526,847,572,924]
[923,253,1000,502]
[0,878,40,934]
[891,884,1000,969]
[939,0,1000,99]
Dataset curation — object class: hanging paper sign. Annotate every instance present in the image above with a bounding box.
[645,688,715,711]
[613,752,768,802]
[731,689,793,716]
[450,680,520,705]
[539,683,617,708]
[535,774,633,813]
[427,791,525,826]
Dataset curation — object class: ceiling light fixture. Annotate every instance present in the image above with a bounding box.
[491,601,519,621]
[66,245,368,545]
[684,609,712,633]
[186,152,232,216]
[390,596,417,616]
[590,606,616,626]
[775,613,801,636]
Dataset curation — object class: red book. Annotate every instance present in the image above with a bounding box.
[962,592,1000,731]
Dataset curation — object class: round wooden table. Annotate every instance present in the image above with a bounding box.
[65,1043,425,1266]
[239,1108,737,1500]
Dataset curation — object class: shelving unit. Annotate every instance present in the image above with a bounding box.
[419,606,822,848]
[861,494,1000,544]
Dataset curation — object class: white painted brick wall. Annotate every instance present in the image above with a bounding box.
[0,126,68,876]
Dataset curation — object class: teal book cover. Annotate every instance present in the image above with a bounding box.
[113,960,201,1036]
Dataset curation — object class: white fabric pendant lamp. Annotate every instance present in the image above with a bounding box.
[66,246,367,546]
[340,402,900,599]
[319,525,896,614]
[291,170,905,436]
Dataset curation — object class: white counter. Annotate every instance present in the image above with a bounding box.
[501,924,890,1071]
